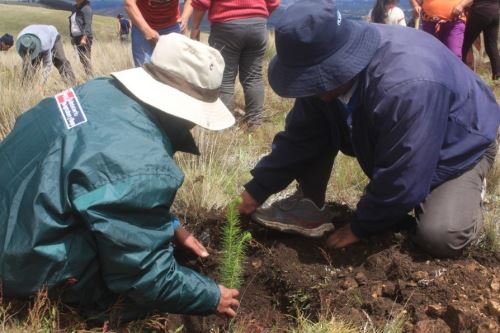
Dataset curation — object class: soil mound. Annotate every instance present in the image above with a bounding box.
[172,207,499,332]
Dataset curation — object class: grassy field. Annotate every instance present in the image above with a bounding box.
[0,4,499,333]
[0,4,118,42]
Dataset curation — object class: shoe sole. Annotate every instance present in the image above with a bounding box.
[251,215,335,238]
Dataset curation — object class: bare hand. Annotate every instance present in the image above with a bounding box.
[144,28,160,45]
[326,223,360,249]
[413,5,422,17]
[174,226,209,258]
[238,191,259,215]
[216,285,240,317]
[80,35,87,45]
[179,16,189,34]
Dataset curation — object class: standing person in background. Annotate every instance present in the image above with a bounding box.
[410,0,472,58]
[461,0,500,80]
[190,0,281,127]
[0,33,14,51]
[125,0,193,66]
[117,14,132,42]
[17,25,76,87]
[69,0,93,76]
[369,0,407,26]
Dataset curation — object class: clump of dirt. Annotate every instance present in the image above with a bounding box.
[170,205,499,333]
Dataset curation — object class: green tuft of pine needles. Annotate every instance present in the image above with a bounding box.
[219,197,252,289]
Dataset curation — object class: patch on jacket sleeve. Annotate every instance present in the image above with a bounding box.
[54,88,88,129]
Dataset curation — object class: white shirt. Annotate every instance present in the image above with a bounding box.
[70,13,83,36]
[386,7,407,26]
[367,7,407,26]
[17,25,59,52]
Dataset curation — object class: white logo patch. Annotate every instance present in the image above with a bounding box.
[54,88,88,129]
[337,11,342,26]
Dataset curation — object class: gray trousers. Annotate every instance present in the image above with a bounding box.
[412,142,498,257]
[209,17,268,124]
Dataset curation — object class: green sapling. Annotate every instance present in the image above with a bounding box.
[219,197,252,289]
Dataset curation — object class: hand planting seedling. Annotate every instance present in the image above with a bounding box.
[219,197,252,290]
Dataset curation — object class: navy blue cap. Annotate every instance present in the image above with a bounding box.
[268,0,381,98]
[0,33,14,46]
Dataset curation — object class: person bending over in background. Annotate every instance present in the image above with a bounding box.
[190,0,280,127]
[461,0,500,80]
[125,0,193,66]
[0,33,14,51]
[369,0,407,26]
[69,0,93,76]
[16,24,76,87]
[117,13,132,42]
[0,34,239,322]
[238,0,499,258]
[410,0,472,58]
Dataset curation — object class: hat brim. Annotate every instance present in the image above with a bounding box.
[269,20,381,98]
[16,35,42,61]
[112,68,235,131]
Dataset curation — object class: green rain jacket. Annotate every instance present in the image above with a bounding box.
[0,78,220,318]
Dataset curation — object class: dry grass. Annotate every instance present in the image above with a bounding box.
[0,4,499,332]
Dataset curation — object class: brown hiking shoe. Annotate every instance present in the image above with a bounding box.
[251,195,336,238]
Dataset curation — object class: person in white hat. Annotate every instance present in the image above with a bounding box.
[0,33,238,321]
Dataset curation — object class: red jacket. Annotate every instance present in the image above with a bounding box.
[192,0,280,23]
[137,0,180,30]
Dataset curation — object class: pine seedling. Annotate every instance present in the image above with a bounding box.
[219,197,252,289]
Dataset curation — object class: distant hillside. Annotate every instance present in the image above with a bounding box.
[0,4,117,41]
[1,0,414,30]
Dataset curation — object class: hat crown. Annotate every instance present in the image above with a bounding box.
[151,33,224,91]
[275,0,350,67]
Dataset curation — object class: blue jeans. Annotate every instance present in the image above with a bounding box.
[131,24,180,67]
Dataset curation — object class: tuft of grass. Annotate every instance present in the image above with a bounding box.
[0,4,118,42]
[380,309,407,333]
[480,207,500,253]
[219,197,252,290]
[289,312,358,333]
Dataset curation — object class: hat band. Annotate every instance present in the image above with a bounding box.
[143,63,220,103]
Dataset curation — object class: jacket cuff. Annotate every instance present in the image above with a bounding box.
[207,279,221,314]
[244,179,272,205]
[350,218,370,239]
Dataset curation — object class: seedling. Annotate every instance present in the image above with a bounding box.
[219,197,252,289]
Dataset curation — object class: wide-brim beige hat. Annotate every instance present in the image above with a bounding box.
[112,33,235,131]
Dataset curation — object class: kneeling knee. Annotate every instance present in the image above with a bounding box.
[412,224,473,258]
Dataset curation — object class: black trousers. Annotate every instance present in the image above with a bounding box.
[72,36,93,76]
[462,7,500,79]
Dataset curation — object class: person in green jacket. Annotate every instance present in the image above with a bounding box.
[0,33,239,320]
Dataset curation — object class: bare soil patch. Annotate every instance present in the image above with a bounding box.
[172,204,500,333]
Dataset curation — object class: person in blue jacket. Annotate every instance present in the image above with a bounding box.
[238,0,499,258]
[0,33,239,320]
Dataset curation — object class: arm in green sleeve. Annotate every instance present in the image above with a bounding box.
[73,173,220,315]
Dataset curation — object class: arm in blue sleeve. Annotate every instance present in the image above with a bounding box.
[73,173,220,315]
[244,97,339,204]
[351,81,452,237]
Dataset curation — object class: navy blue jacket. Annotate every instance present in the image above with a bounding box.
[245,24,500,237]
